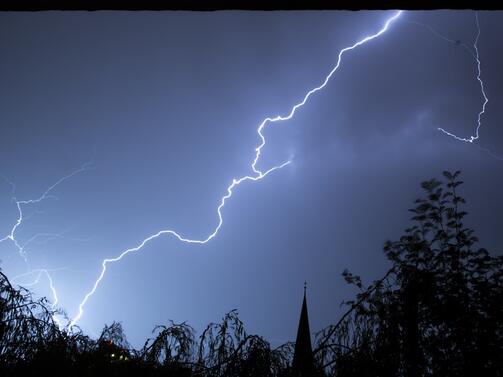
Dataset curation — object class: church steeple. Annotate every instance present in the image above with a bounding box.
[292,282,315,376]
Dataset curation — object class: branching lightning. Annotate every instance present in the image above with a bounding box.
[69,10,403,328]
[0,163,92,261]
[5,10,497,332]
[414,14,488,144]
[1,164,92,328]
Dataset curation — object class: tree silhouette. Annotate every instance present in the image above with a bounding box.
[314,171,503,377]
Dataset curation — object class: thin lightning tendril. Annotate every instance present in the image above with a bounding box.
[0,163,92,261]
[0,164,92,328]
[12,268,63,306]
[406,20,476,58]
[70,10,403,328]
[436,13,489,144]
[408,14,502,160]
[11,268,67,328]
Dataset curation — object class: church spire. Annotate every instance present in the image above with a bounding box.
[292,282,315,376]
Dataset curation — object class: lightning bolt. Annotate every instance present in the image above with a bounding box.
[431,14,489,143]
[408,14,502,160]
[70,10,403,328]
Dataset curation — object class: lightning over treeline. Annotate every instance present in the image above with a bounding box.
[3,10,497,331]
[69,10,403,327]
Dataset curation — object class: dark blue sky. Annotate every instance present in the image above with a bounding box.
[0,10,502,347]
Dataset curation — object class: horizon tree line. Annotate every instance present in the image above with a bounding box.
[1,170,502,376]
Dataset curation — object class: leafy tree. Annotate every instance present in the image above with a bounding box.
[314,171,503,377]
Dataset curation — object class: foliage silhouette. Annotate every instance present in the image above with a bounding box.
[313,171,503,377]
[0,171,501,376]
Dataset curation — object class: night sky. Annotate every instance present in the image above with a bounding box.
[0,10,502,347]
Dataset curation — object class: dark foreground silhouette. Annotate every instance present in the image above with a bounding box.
[1,171,502,376]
